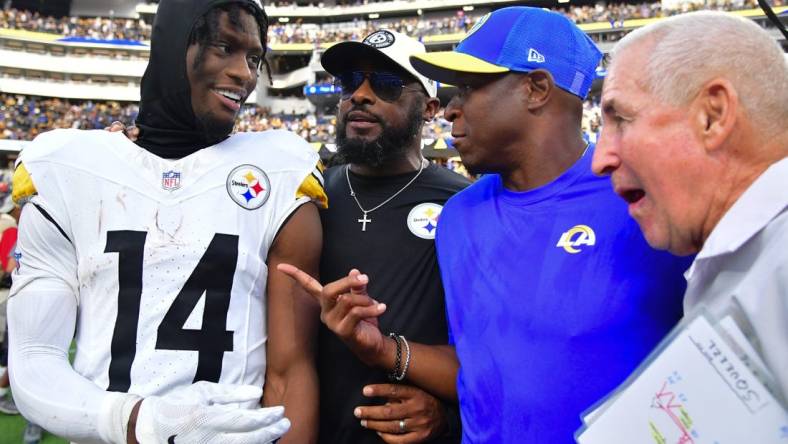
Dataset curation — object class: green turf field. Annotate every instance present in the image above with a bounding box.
[0,414,66,444]
[0,341,74,443]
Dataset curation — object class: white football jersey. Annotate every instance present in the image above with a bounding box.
[10,129,325,397]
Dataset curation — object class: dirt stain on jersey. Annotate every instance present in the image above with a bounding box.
[97,199,103,236]
[116,190,127,211]
[155,206,184,239]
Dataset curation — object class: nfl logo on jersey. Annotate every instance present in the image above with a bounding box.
[161,170,181,191]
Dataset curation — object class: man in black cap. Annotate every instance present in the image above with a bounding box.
[7,1,324,443]
[280,29,468,443]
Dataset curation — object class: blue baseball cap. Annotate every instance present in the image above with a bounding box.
[410,6,602,99]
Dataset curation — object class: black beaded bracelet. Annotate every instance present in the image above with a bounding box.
[387,332,402,381]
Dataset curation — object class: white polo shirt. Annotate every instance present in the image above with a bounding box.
[683,157,788,401]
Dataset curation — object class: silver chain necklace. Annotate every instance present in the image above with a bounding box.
[345,159,427,231]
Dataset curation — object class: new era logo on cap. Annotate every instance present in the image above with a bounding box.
[409,7,603,99]
[528,48,545,63]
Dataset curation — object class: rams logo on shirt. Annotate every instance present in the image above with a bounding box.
[556,224,596,254]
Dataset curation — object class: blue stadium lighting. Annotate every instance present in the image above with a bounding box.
[303,82,450,96]
[303,83,340,96]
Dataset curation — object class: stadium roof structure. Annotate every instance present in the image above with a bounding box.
[0,5,784,103]
[3,6,784,52]
[136,0,525,19]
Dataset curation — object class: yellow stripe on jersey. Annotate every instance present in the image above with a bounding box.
[12,163,37,204]
[297,161,328,209]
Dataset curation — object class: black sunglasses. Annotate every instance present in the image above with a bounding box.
[334,71,423,102]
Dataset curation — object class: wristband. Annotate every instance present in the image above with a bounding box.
[97,392,142,444]
[394,335,411,381]
[387,332,402,381]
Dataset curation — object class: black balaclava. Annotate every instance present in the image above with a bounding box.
[134,0,268,159]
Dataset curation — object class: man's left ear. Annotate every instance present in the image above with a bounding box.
[423,97,441,121]
[694,77,738,153]
[523,70,553,111]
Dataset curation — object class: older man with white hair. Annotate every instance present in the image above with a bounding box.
[592,10,788,399]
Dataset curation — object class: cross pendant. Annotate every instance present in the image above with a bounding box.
[358,212,372,231]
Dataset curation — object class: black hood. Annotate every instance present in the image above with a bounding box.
[135,0,267,158]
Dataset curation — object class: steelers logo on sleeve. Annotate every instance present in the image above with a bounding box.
[226,164,271,210]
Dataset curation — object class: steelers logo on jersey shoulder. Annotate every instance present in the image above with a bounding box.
[226,164,271,210]
[406,203,443,240]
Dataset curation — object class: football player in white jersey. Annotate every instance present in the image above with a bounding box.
[6,1,325,443]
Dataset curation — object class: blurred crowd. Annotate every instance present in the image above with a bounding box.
[559,0,776,24]
[0,94,138,141]
[1,0,778,44]
[269,0,779,43]
[0,93,604,146]
[268,13,475,44]
[0,8,151,41]
[0,93,339,143]
[234,106,337,143]
[271,0,395,5]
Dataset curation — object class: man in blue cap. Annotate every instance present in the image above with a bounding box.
[410,7,692,443]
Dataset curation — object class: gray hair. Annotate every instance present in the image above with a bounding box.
[611,11,788,136]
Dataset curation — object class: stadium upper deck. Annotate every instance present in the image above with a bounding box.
[3,0,783,46]
[0,1,784,131]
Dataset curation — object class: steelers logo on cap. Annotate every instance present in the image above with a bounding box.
[363,30,395,49]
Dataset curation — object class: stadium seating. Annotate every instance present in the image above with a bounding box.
[0,0,783,160]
